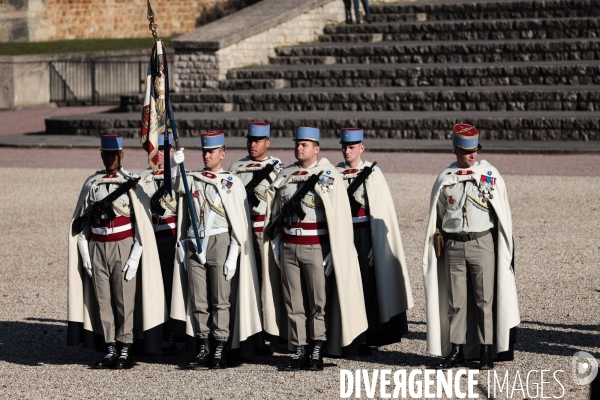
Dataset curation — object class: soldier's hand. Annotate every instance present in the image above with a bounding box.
[77,239,93,277]
[323,252,333,276]
[224,241,240,281]
[368,248,374,268]
[123,240,143,281]
[224,258,237,281]
[173,148,185,164]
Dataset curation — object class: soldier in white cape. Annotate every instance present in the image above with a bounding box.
[264,126,368,371]
[335,127,414,355]
[169,130,263,369]
[67,134,168,369]
[423,124,520,370]
[228,122,287,355]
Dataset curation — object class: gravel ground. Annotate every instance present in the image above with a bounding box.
[0,165,598,399]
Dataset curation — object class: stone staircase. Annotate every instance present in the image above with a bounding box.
[48,0,600,141]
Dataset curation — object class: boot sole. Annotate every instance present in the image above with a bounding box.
[433,363,466,370]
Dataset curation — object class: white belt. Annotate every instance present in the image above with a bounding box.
[352,216,370,223]
[187,227,229,238]
[283,227,328,236]
[252,221,265,228]
[91,224,133,236]
[154,222,176,232]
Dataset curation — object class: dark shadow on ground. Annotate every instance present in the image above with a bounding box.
[0,320,97,366]
[1,319,597,367]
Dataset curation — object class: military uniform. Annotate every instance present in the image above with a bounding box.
[172,130,263,370]
[68,134,167,370]
[139,134,178,315]
[228,122,286,350]
[335,128,413,351]
[265,126,368,371]
[423,124,520,370]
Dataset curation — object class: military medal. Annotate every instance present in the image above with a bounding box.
[318,173,334,192]
[478,172,496,203]
[221,178,233,193]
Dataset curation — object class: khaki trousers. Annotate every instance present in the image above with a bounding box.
[186,233,231,341]
[156,236,176,312]
[354,226,381,331]
[444,233,495,345]
[280,242,329,346]
[90,237,136,344]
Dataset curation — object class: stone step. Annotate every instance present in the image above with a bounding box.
[45,110,600,141]
[218,79,290,91]
[318,33,384,43]
[120,86,600,112]
[271,38,600,65]
[225,60,600,88]
[369,0,600,21]
[323,17,600,41]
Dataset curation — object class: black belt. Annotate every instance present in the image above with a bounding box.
[443,229,491,242]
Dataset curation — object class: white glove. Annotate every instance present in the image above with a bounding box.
[368,248,374,268]
[224,241,240,281]
[176,240,187,271]
[123,240,143,281]
[173,148,185,164]
[323,252,333,277]
[77,239,92,277]
[189,239,207,265]
[272,233,282,268]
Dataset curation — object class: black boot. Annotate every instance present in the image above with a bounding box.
[93,343,118,369]
[114,343,133,369]
[283,345,308,371]
[358,343,373,357]
[479,345,494,370]
[433,344,465,369]
[256,339,274,356]
[305,341,324,371]
[345,9,353,24]
[185,339,211,370]
[211,340,227,369]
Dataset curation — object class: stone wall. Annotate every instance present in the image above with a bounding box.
[172,0,347,92]
[0,0,247,43]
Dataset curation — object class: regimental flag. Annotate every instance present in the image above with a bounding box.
[140,39,167,171]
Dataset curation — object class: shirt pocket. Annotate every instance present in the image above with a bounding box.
[444,184,463,211]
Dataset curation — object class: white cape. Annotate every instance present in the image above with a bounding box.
[422,160,520,358]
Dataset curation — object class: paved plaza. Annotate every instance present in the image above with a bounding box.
[0,141,597,398]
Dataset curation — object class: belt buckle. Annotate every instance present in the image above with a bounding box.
[100,227,109,235]
[460,232,468,241]
[295,228,302,236]
[199,230,205,239]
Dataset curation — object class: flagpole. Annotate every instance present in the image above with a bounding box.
[147,0,203,255]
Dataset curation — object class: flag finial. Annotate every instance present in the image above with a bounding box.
[147,0,158,43]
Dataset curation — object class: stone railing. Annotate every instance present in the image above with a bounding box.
[171,0,348,92]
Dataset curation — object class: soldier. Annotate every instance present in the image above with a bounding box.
[228,122,286,354]
[67,134,167,369]
[264,126,368,371]
[170,130,263,370]
[139,133,178,355]
[335,127,414,356]
[423,124,520,370]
